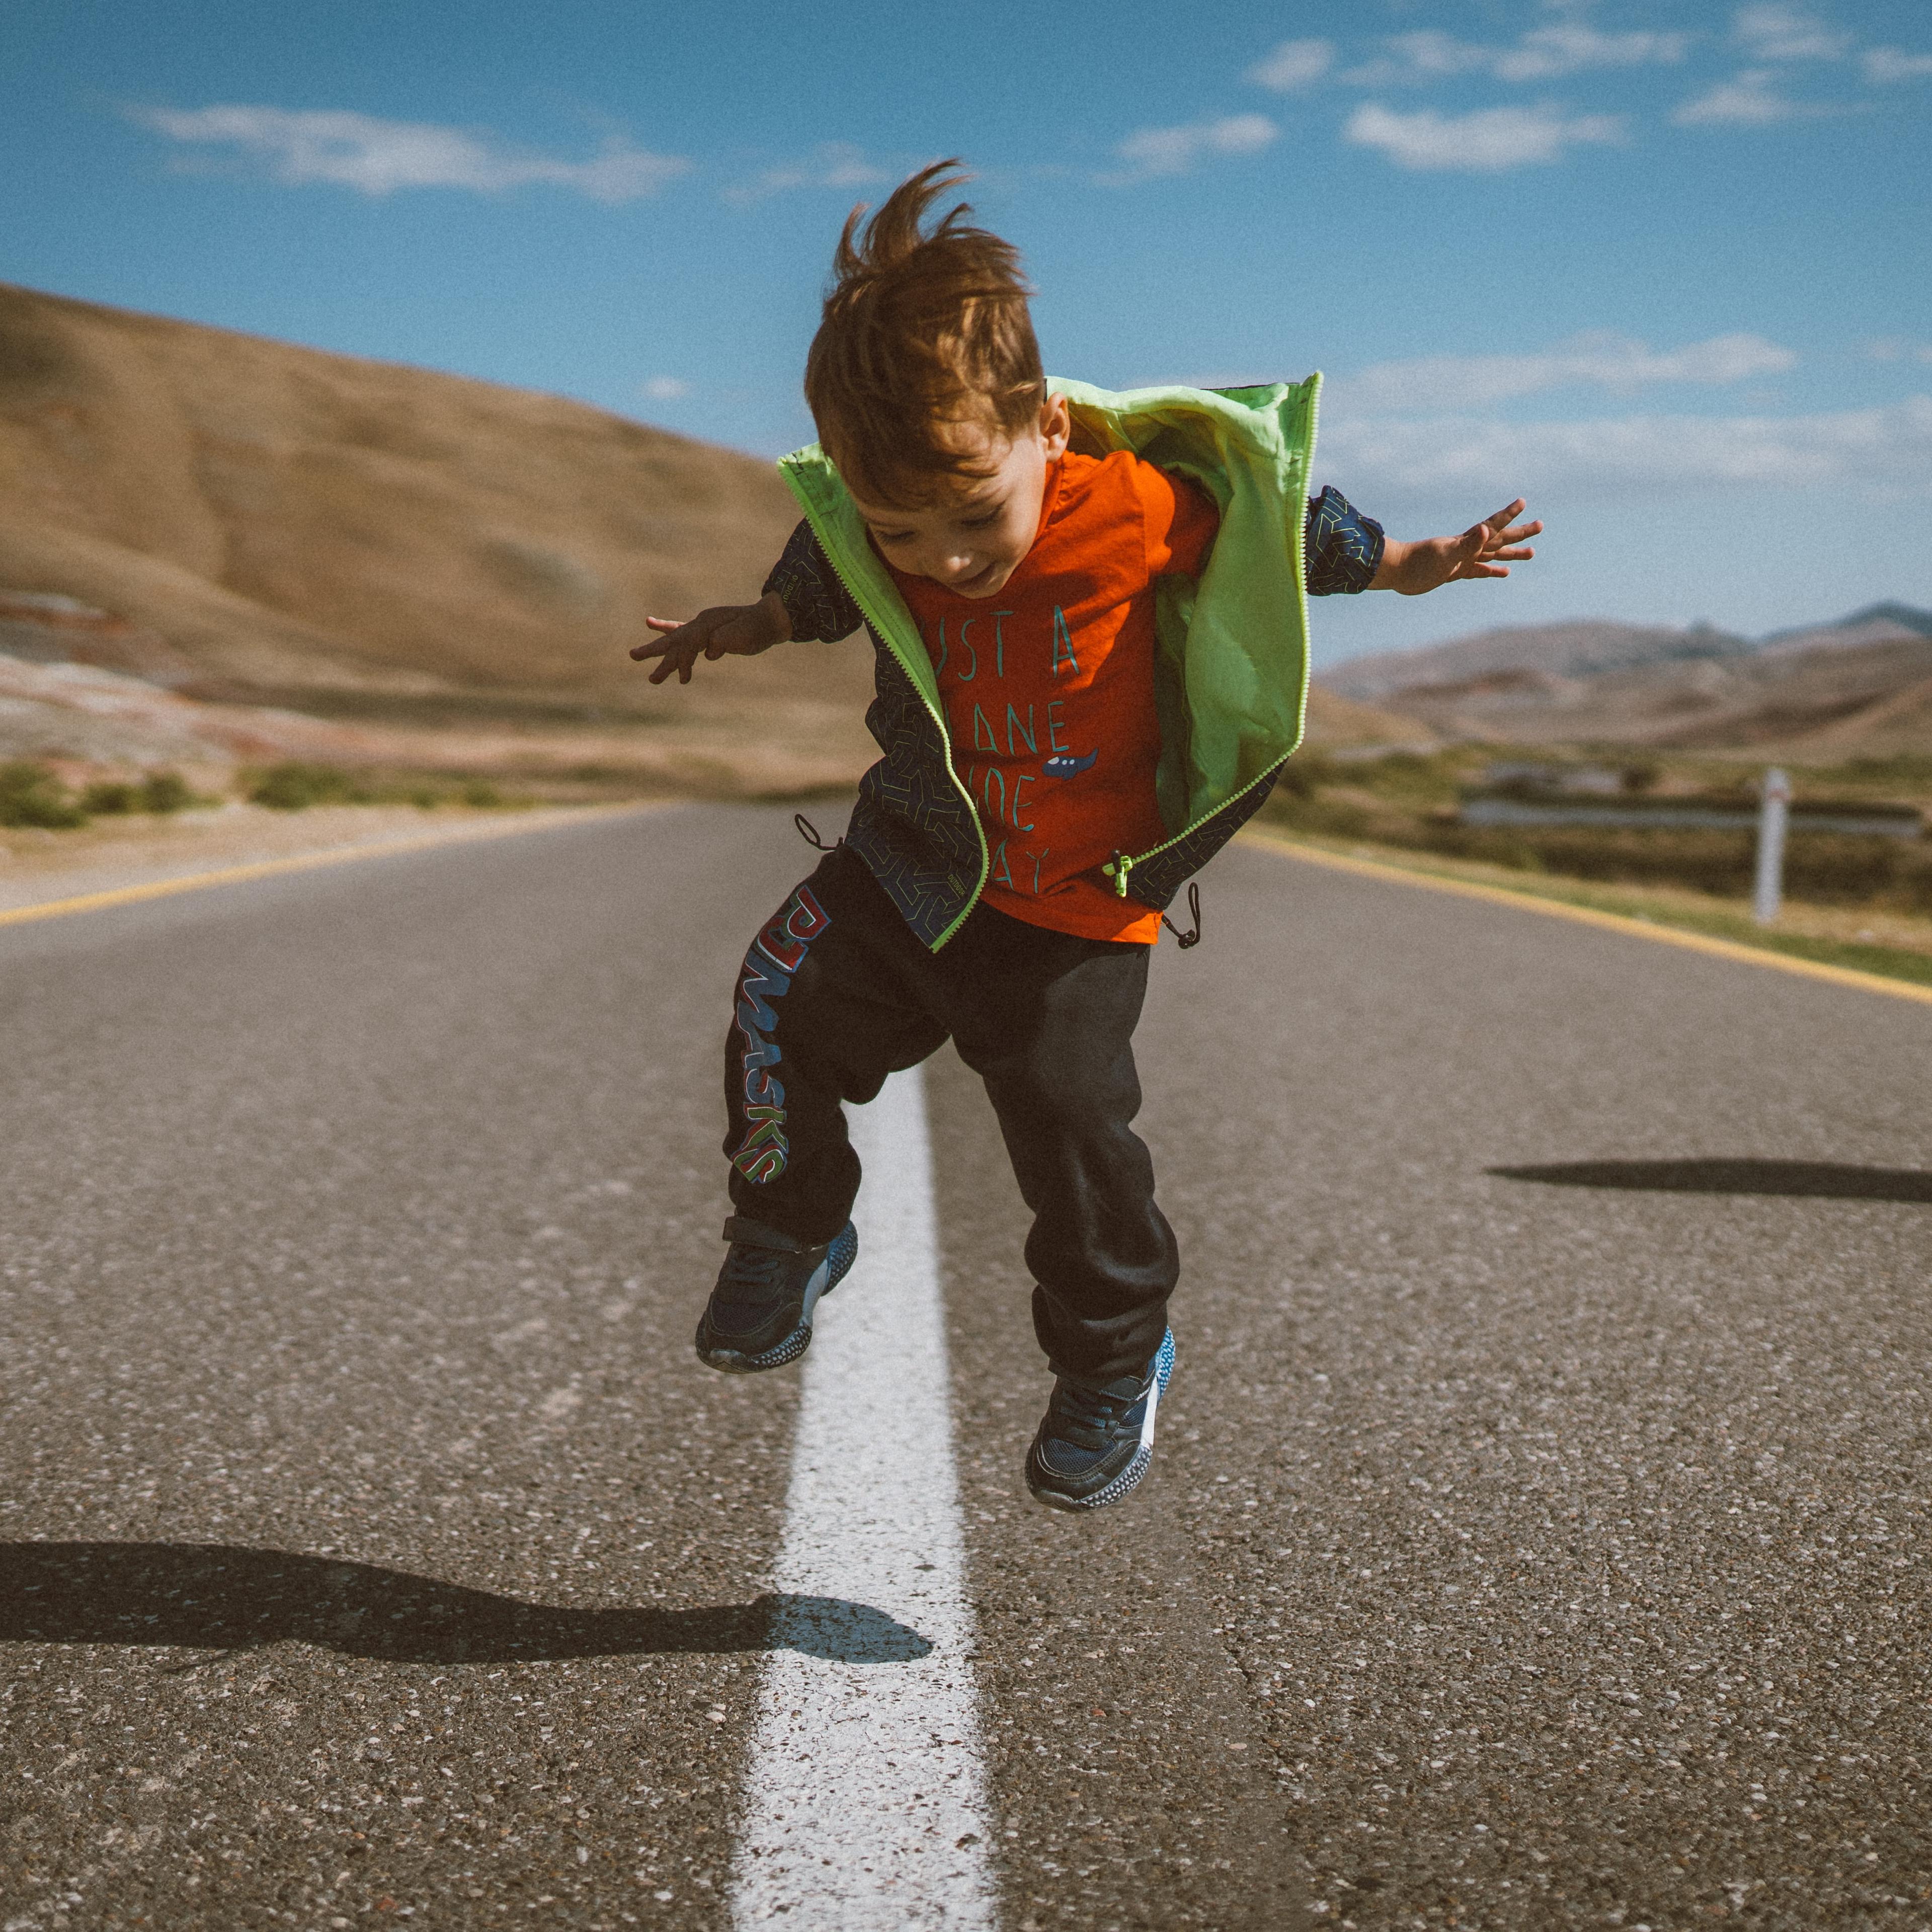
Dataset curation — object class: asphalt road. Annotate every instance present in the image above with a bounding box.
[2,802,1927,1930]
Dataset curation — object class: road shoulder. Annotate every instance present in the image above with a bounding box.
[0,799,661,923]
[1241,827,1932,1005]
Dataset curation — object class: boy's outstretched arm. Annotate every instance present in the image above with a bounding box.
[1371,498,1541,597]
[628,590,792,685]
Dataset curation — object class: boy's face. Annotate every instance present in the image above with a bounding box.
[847,394,1071,599]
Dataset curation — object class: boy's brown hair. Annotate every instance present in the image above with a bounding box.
[804,160,1045,508]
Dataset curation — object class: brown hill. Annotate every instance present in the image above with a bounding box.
[1300,684,1435,748]
[1322,618,1752,701]
[0,280,835,700]
[0,280,888,784]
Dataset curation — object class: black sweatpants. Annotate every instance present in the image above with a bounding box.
[722,846,1177,1384]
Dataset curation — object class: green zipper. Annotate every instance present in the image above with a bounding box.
[1102,371,1322,903]
[776,462,990,950]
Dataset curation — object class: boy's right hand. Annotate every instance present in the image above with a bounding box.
[629,591,792,684]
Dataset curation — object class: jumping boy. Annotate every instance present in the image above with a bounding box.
[632,162,1539,1511]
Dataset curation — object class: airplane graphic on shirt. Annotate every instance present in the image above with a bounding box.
[1042,751,1097,779]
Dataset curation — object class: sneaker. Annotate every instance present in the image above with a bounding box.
[694,1216,857,1374]
[1025,1327,1176,1511]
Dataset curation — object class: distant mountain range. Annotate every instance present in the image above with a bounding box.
[1323,605,1932,701]
[1316,604,1932,756]
[1758,602,1932,654]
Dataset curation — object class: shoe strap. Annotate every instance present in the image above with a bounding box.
[1048,1361,1155,1403]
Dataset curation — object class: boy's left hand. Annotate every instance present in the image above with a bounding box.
[1371,498,1542,597]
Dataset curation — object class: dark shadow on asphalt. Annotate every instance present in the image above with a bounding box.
[0,1543,931,1665]
[1488,1158,1932,1203]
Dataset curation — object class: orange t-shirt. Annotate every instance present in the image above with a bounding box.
[887,450,1219,944]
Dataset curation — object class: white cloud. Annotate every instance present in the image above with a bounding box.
[1868,340,1932,365]
[1343,32,1493,85]
[640,376,690,401]
[1329,333,1798,413]
[1318,396,1932,500]
[1864,46,1932,82]
[1345,102,1624,171]
[719,142,888,207]
[1734,4,1848,61]
[1246,39,1334,92]
[1104,114,1277,184]
[1671,68,1817,125]
[131,105,689,201]
[1342,25,1686,86]
[1497,24,1692,79]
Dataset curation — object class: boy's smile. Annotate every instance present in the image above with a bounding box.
[847,394,1071,599]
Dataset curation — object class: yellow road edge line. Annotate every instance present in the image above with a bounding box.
[0,802,660,931]
[1239,829,1932,1009]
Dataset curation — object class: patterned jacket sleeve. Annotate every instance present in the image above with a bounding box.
[762,520,866,642]
[1304,486,1385,597]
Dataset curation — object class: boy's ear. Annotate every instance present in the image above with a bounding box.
[1039,391,1071,460]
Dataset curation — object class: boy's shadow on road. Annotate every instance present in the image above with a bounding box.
[0,1543,931,1667]
[1488,1158,1932,1203]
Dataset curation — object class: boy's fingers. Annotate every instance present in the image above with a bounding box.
[633,615,707,662]
[641,630,705,681]
[631,630,695,662]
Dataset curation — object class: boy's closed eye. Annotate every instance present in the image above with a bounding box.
[869,506,1004,543]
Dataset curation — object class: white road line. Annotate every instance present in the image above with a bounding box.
[730,1066,996,1930]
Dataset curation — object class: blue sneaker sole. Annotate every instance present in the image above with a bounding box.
[695,1223,857,1375]
[1027,1328,1176,1512]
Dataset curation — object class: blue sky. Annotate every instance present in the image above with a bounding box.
[7,0,1930,664]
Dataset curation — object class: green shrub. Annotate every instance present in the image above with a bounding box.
[80,769,196,816]
[1345,750,1464,804]
[248,762,368,811]
[1275,751,1335,799]
[80,780,139,816]
[141,770,193,813]
[0,761,88,829]
[1829,753,1932,787]
[459,779,505,808]
[1262,790,1374,838]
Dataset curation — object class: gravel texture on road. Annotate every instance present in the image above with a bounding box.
[2,804,1927,1930]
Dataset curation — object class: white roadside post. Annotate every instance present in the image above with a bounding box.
[1754,767,1791,926]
